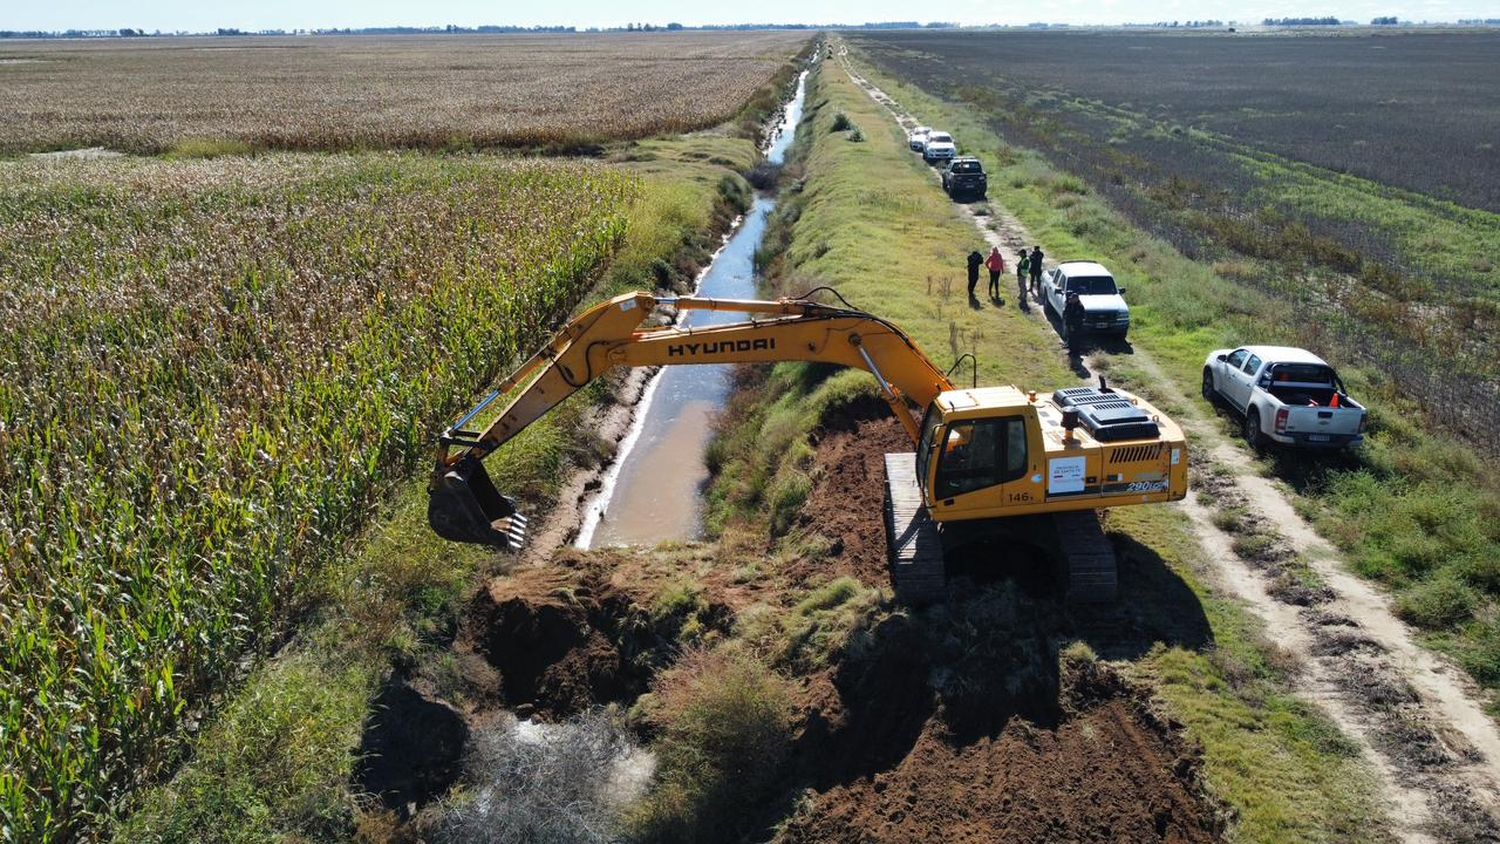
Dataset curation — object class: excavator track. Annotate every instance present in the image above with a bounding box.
[1055,510,1118,603]
[883,453,946,605]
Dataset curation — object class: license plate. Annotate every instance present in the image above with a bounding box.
[1309,434,1330,443]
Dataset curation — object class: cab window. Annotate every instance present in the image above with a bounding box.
[1242,354,1262,376]
[935,417,1028,498]
[1226,349,1248,369]
[915,407,941,490]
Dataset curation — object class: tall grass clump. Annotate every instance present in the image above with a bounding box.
[0,152,637,841]
[629,649,794,842]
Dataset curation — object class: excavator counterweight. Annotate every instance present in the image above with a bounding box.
[429,290,1188,603]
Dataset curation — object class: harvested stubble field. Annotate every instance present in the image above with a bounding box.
[0,31,807,154]
[0,152,637,839]
[860,30,1500,212]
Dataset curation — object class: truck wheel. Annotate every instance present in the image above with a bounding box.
[1244,408,1265,450]
[1201,369,1218,404]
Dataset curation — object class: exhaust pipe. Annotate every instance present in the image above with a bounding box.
[428,454,528,550]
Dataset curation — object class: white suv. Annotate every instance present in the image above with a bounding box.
[908,126,931,151]
[1041,261,1131,339]
[922,131,957,163]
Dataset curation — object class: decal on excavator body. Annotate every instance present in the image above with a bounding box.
[666,338,777,357]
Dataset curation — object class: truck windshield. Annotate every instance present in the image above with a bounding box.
[929,133,952,143]
[1066,276,1118,295]
[951,161,982,173]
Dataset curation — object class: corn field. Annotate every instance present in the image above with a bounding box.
[0,153,637,840]
[0,32,808,155]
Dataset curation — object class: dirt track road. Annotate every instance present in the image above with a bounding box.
[836,41,1500,842]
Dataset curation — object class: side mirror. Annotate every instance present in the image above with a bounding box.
[1118,287,1127,296]
[1215,354,1228,362]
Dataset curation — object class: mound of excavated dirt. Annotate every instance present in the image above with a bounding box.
[779,663,1222,844]
[464,566,651,719]
[792,407,911,587]
[460,555,731,720]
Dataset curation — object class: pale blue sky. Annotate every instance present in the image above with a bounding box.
[5,0,1492,32]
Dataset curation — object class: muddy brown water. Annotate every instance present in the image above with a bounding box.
[577,70,806,550]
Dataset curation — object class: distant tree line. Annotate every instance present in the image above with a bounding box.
[1125,20,1226,27]
[1371,16,1400,24]
[312,24,577,34]
[1262,17,1343,25]
[1,21,967,39]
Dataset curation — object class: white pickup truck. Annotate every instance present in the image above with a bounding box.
[1202,345,1367,449]
[921,131,957,164]
[1041,261,1131,339]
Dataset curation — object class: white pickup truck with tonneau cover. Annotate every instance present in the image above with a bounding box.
[1041,261,1131,339]
[1202,345,1367,449]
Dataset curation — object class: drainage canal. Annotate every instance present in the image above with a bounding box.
[576,68,807,549]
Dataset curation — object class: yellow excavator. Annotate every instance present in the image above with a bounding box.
[430,290,1188,603]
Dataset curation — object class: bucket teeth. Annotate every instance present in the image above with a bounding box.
[504,518,528,550]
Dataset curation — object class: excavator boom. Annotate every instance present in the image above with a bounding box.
[429,291,954,546]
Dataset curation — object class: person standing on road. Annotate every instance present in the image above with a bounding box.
[1064,290,1085,352]
[966,249,984,300]
[1029,245,1045,297]
[1016,249,1029,295]
[985,247,1006,300]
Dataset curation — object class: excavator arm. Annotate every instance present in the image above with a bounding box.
[430,290,955,546]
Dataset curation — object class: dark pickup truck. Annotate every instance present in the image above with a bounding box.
[942,157,987,200]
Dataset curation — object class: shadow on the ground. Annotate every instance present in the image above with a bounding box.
[799,521,1214,787]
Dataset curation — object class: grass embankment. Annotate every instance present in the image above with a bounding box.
[844,46,1500,708]
[103,140,758,842]
[691,58,1388,842]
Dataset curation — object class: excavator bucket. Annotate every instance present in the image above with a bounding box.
[428,455,528,550]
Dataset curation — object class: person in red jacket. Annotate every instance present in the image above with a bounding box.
[985,247,1006,301]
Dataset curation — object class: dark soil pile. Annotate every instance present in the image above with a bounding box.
[778,404,1224,843]
[463,563,664,719]
[780,661,1222,844]
[791,409,911,586]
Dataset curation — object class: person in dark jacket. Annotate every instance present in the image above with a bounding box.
[985,247,1006,300]
[1064,290,1085,352]
[1028,245,1045,297]
[966,250,984,299]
